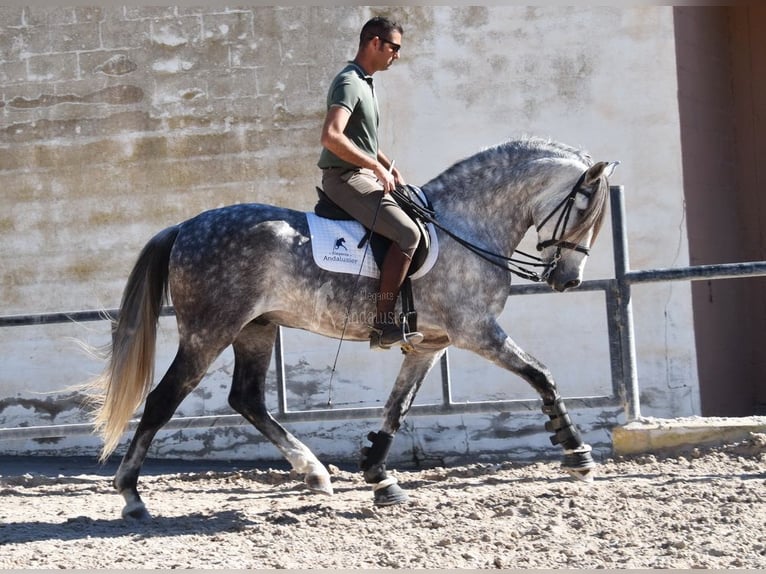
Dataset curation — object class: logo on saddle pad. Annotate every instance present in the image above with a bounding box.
[333,237,348,251]
[305,213,438,280]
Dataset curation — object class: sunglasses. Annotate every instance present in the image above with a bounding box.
[377,36,401,53]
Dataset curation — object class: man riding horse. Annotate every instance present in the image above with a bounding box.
[318,16,423,350]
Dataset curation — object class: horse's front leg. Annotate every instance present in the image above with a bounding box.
[360,348,446,506]
[228,321,332,496]
[456,319,596,481]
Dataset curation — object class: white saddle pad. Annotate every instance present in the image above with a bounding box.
[305,214,438,280]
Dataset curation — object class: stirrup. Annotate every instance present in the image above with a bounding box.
[370,322,423,350]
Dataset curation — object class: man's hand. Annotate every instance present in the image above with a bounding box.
[373,162,396,193]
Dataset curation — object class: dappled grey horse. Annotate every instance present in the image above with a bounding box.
[90,137,618,519]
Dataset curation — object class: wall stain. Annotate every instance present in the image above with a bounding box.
[450,6,489,35]
[469,412,542,441]
[0,111,162,144]
[64,256,103,282]
[93,54,138,76]
[283,359,328,405]
[7,85,144,109]
[0,394,84,421]
[33,437,63,445]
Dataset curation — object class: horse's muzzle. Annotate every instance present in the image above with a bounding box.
[562,278,582,291]
[548,275,582,293]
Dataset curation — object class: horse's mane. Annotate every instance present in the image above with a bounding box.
[571,162,609,246]
[424,136,608,246]
[492,136,593,165]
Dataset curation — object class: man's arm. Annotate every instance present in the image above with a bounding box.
[320,105,396,192]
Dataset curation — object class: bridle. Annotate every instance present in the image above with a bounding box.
[535,170,592,255]
[391,169,597,283]
[534,170,595,281]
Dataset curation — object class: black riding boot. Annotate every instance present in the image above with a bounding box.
[370,244,423,350]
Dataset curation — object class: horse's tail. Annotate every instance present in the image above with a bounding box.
[90,225,180,461]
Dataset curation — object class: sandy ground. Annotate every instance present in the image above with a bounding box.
[1,435,765,569]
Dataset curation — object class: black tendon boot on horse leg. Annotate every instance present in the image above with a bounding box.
[543,394,597,481]
[370,244,423,350]
[360,430,409,506]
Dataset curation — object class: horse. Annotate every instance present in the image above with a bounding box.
[88,136,618,519]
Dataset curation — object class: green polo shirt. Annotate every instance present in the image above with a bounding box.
[317,62,380,170]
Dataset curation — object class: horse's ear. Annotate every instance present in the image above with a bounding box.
[603,160,619,179]
[585,161,620,184]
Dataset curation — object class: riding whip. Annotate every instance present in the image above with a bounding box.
[326,161,394,405]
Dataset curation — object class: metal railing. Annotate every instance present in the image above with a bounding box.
[2,185,766,442]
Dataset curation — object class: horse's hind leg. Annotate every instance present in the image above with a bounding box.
[457,319,596,481]
[361,348,445,506]
[228,320,332,495]
[113,342,220,520]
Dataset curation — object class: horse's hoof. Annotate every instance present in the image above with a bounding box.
[562,444,596,474]
[565,467,596,483]
[305,472,333,495]
[373,479,409,506]
[561,444,596,482]
[122,501,152,521]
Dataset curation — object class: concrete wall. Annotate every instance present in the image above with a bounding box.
[0,7,699,466]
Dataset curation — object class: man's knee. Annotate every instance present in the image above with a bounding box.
[397,223,421,258]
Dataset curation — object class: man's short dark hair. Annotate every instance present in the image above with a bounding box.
[360,16,403,47]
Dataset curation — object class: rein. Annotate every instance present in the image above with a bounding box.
[393,170,593,283]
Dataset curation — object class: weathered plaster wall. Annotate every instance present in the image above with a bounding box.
[0,6,698,465]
